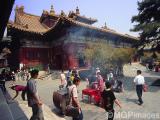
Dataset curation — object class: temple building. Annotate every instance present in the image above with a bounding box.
[7,5,138,70]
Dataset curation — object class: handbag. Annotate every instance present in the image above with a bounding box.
[143,84,148,92]
[65,105,79,117]
[65,87,79,117]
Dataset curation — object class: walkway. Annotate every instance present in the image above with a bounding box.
[6,63,160,120]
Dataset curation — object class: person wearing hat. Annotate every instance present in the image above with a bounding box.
[26,69,44,120]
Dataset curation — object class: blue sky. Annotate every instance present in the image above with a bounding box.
[10,0,140,36]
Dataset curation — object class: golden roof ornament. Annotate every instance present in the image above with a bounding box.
[15,5,19,11]
[43,10,49,15]
[15,5,24,14]
[60,10,65,16]
[50,5,55,16]
[76,6,80,14]
[102,22,108,29]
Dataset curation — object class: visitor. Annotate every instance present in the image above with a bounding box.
[68,77,83,120]
[96,67,100,77]
[10,71,16,81]
[97,72,104,92]
[72,67,79,78]
[101,82,122,120]
[85,78,89,88]
[60,70,67,89]
[110,78,117,90]
[112,80,124,93]
[107,70,114,82]
[133,70,145,105]
[26,69,44,120]
[10,84,26,100]
[67,69,72,81]
[148,63,153,71]
[66,69,72,87]
[16,69,21,81]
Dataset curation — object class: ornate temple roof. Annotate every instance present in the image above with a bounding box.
[68,7,97,25]
[7,5,138,41]
[59,17,138,40]
[8,6,49,34]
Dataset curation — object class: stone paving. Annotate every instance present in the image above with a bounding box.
[6,63,160,120]
[6,76,65,120]
[17,100,65,120]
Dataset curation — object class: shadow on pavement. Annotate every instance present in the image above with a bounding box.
[120,76,160,92]
[125,98,137,104]
[151,79,160,86]
[51,107,66,118]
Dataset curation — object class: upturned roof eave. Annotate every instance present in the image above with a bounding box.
[62,17,139,41]
[7,23,45,35]
[7,13,139,41]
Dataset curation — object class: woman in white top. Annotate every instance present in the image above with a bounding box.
[60,70,67,88]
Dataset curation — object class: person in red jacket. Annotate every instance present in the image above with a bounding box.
[10,84,26,100]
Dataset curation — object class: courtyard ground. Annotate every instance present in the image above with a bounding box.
[6,63,160,120]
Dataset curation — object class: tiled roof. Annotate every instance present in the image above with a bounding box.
[63,17,139,40]
[75,14,97,22]
[8,11,138,40]
[8,12,49,34]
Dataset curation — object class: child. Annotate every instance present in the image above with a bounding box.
[10,84,26,100]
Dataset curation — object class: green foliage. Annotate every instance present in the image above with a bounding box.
[83,42,135,73]
[31,64,43,71]
[141,51,160,63]
[131,0,160,49]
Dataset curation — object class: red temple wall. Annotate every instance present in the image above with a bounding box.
[51,43,80,69]
[19,47,51,68]
[18,42,89,70]
[62,42,87,69]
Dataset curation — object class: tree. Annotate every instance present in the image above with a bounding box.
[131,0,160,50]
[83,42,135,76]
